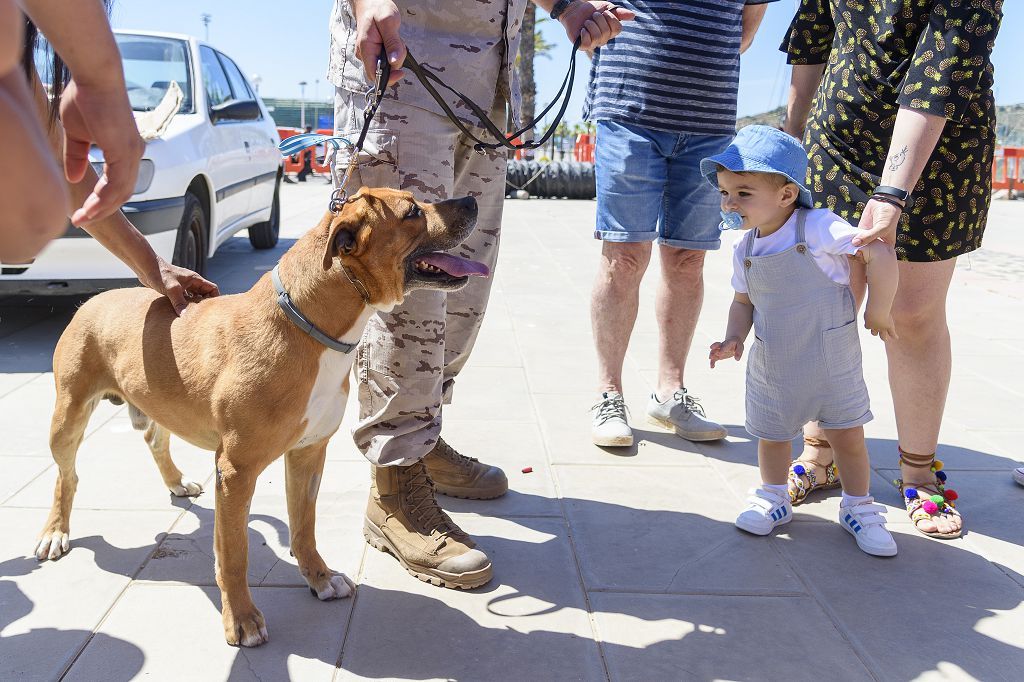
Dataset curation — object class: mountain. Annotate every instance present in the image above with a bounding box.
[738,104,1024,147]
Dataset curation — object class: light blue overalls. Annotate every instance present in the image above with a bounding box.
[741,209,873,442]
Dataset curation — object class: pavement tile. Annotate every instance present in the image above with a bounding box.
[65,584,351,682]
[136,459,368,589]
[0,456,52,505]
[0,507,180,682]
[778,523,1024,681]
[340,516,603,681]
[590,592,872,682]
[556,465,803,594]
[5,417,213,510]
[441,366,536,422]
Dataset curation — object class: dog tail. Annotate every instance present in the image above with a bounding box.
[128,404,151,431]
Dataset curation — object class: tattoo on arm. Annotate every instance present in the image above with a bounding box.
[888,146,909,172]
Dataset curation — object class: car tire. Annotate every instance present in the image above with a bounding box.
[248,174,281,250]
[173,191,208,277]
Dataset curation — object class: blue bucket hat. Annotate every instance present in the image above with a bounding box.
[699,125,813,208]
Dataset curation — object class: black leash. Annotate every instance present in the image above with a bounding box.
[401,37,582,153]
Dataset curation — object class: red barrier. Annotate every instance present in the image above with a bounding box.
[279,127,336,176]
[574,133,594,163]
[993,147,1023,194]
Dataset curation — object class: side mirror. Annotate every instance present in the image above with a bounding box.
[210,99,261,122]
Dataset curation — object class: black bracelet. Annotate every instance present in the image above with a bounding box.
[551,0,577,20]
[869,194,905,211]
[873,184,910,202]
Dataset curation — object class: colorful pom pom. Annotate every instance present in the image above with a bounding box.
[944,489,958,501]
[936,470,947,482]
[904,488,918,499]
[922,500,939,514]
[793,464,806,476]
[932,459,944,472]
[929,494,944,505]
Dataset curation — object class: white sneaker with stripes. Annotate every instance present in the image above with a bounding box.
[838,497,897,557]
[735,487,792,536]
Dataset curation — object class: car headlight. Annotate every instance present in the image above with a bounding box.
[89,159,155,196]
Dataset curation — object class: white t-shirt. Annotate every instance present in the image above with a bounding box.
[731,209,862,294]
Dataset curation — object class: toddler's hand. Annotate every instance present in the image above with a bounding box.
[710,337,743,368]
[864,311,898,342]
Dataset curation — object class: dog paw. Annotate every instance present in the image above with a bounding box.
[34,532,70,561]
[311,573,356,601]
[224,610,269,648]
[170,478,203,497]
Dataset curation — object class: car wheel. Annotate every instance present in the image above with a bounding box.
[248,174,281,250]
[173,192,208,276]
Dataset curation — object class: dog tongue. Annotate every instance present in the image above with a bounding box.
[419,252,489,277]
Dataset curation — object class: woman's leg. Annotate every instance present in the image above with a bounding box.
[888,259,960,535]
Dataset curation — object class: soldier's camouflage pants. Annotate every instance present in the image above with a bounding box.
[334,88,506,466]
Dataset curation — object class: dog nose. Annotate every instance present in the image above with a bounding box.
[456,196,477,212]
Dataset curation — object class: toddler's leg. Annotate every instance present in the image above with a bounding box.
[825,426,897,557]
[736,439,794,536]
[823,426,870,496]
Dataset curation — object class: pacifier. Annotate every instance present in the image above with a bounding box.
[718,210,744,231]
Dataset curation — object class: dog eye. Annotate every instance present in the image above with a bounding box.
[405,205,422,220]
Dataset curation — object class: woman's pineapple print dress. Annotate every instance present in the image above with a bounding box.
[782,0,1003,262]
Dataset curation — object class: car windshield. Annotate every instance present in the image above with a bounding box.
[116,34,193,114]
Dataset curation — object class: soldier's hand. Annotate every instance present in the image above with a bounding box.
[559,1,635,51]
[353,0,406,86]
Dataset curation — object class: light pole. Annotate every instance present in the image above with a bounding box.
[314,79,320,130]
[299,80,307,129]
[201,13,211,42]
[251,74,262,95]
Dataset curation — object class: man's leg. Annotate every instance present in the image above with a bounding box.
[423,126,509,500]
[589,120,665,447]
[335,89,492,589]
[644,132,730,441]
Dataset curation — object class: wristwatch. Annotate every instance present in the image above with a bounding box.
[551,0,578,20]
[872,185,911,202]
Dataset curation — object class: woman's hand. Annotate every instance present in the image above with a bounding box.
[852,198,902,248]
[138,258,220,316]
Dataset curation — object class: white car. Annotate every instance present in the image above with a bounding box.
[0,30,282,295]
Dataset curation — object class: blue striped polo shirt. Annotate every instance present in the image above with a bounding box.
[583,0,777,136]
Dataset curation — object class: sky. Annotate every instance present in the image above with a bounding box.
[109,1,1022,123]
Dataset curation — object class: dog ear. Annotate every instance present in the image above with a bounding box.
[322,204,363,270]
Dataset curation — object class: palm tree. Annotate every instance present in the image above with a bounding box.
[516,5,554,153]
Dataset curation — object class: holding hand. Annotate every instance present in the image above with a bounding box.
[138,258,220,317]
[864,310,898,343]
[710,337,744,369]
[353,0,406,86]
[852,198,902,248]
[558,1,635,50]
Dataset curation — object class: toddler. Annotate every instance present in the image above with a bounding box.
[702,125,899,556]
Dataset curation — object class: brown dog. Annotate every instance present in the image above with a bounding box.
[34,188,486,647]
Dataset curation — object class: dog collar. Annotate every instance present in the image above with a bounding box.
[271,265,357,354]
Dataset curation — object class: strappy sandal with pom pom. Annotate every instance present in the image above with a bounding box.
[894,448,962,540]
[787,437,841,505]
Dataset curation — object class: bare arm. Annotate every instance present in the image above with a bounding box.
[740,3,768,54]
[851,107,946,247]
[857,240,899,341]
[783,63,825,138]
[533,1,634,51]
[28,71,218,313]
[18,0,144,223]
[710,293,754,368]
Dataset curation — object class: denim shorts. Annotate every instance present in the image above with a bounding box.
[594,120,732,250]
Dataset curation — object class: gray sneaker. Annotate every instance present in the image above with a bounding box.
[591,392,633,447]
[646,389,726,442]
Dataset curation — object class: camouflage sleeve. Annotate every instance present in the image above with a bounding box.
[896,0,1003,123]
[779,0,834,66]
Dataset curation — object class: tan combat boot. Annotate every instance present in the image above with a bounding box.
[422,437,508,500]
[364,460,493,589]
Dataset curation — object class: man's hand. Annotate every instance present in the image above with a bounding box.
[353,0,406,86]
[139,258,220,317]
[864,309,898,343]
[558,1,635,50]
[709,337,744,369]
[852,198,902,248]
[60,79,145,225]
